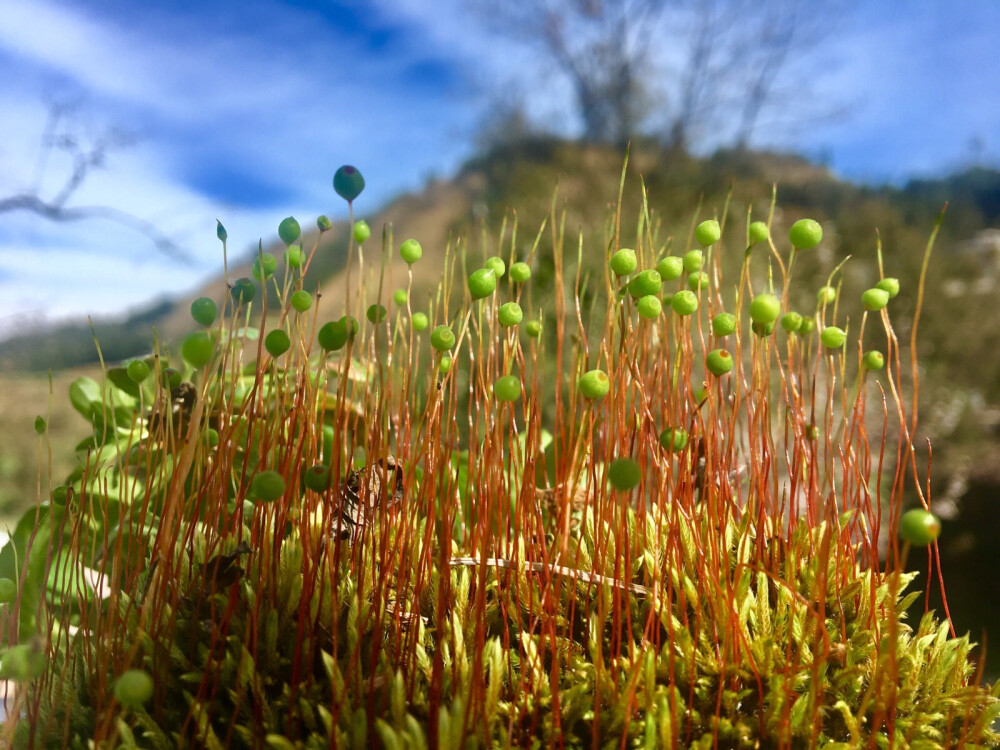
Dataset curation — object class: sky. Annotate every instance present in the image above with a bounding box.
[0,0,997,337]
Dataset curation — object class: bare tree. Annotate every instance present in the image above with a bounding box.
[472,0,666,146]
[469,0,847,152]
[0,102,191,264]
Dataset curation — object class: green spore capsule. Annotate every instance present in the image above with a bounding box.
[706,349,734,376]
[712,312,736,337]
[524,320,542,338]
[671,290,699,316]
[817,286,837,304]
[162,367,182,391]
[748,221,769,245]
[780,311,803,333]
[657,256,683,281]
[265,330,291,358]
[252,252,277,281]
[126,359,150,384]
[749,293,781,325]
[510,261,531,283]
[628,269,662,299]
[430,325,456,352]
[114,670,154,708]
[291,290,313,312]
[252,470,286,502]
[190,297,218,327]
[278,217,301,245]
[33,416,46,435]
[862,287,890,311]
[752,320,776,337]
[682,249,704,273]
[318,319,352,351]
[216,220,227,242]
[438,356,452,375]
[493,375,521,403]
[352,220,371,244]
[366,304,387,324]
[411,312,429,331]
[687,271,710,291]
[303,464,331,492]
[182,331,215,368]
[498,302,523,327]
[399,238,423,265]
[863,350,885,370]
[899,508,941,546]
[820,326,846,349]
[608,458,641,490]
[799,317,815,334]
[659,427,689,452]
[876,277,900,298]
[789,218,823,249]
[231,277,256,306]
[468,268,497,300]
[609,248,638,277]
[637,295,662,319]
[695,219,721,246]
[578,369,610,400]
[485,256,506,277]
[317,215,332,232]
[388,290,405,307]
[333,165,365,202]
[0,578,16,603]
[286,245,304,268]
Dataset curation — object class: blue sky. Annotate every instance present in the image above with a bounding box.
[0,0,997,336]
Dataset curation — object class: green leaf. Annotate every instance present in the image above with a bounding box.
[69,376,103,421]
[107,367,141,399]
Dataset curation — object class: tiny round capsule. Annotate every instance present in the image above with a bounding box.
[748,221,769,245]
[817,286,837,304]
[899,508,941,546]
[333,165,365,202]
[524,320,542,338]
[485,256,506,277]
[278,216,301,245]
[286,245,305,268]
[510,262,531,283]
[578,369,610,400]
[411,312,429,332]
[190,297,218,327]
[353,220,371,244]
[498,302,523,327]
[789,218,823,250]
[610,248,638,277]
[863,350,885,370]
[303,464,331,492]
[318,320,349,351]
[291,290,313,312]
[493,375,521,403]
[671,290,699,316]
[468,268,497,300]
[659,427,689,452]
[636,295,662,319]
[657,256,684,281]
[438,356,452,375]
[862,287,890,311]
[430,325,456,352]
[400,238,423,265]
[252,253,277,281]
[114,670,154,708]
[366,304,387,324]
[820,326,846,349]
[252,471,286,502]
[127,359,150,383]
[628,269,662,299]
[264,329,291,358]
[695,219,721,247]
[687,271,710,292]
[876,277,900,298]
[230,277,256,305]
[392,289,408,306]
[749,293,781,325]
[682,249,704,273]
[780,312,803,333]
[182,331,215,368]
[712,313,736,337]
[316,215,332,232]
[752,320,776,337]
[706,349,734,376]
[799,317,815,334]
[608,458,641,490]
